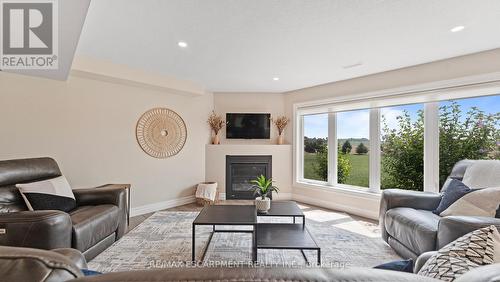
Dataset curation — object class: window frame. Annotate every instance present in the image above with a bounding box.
[293,75,500,195]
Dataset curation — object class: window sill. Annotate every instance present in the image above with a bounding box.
[295,180,381,199]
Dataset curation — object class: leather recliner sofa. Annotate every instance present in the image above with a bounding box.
[1,245,499,282]
[0,157,128,261]
[380,159,500,259]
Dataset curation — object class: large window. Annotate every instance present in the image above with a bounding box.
[439,96,500,188]
[337,109,370,188]
[380,104,424,191]
[303,114,328,182]
[296,92,500,193]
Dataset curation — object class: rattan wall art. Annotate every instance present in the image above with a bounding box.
[136,108,187,158]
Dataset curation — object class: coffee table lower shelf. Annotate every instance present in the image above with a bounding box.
[193,224,321,265]
[256,223,321,265]
[192,224,256,262]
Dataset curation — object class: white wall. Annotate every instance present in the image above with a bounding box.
[213,92,286,144]
[0,72,213,213]
[209,92,291,199]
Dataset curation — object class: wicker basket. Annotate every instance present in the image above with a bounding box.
[195,182,218,206]
[195,193,219,206]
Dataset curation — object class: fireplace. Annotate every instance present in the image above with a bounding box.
[226,155,272,200]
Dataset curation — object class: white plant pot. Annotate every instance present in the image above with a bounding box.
[255,197,271,213]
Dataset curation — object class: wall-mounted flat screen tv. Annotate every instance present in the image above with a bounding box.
[226,113,270,139]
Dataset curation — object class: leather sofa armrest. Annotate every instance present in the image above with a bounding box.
[437,216,500,249]
[455,263,500,282]
[0,210,72,249]
[414,251,437,273]
[52,248,88,269]
[379,189,442,241]
[0,245,83,282]
[73,184,128,239]
[73,184,128,207]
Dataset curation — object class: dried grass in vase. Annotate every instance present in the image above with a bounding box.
[272,116,289,135]
[207,111,226,144]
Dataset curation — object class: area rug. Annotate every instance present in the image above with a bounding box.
[88,210,400,272]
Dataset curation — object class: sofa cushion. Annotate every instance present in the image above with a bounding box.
[385,208,440,255]
[433,180,471,215]
[70,205,119,252]
[418,225,500,281]
[462,160,500,189]
[16,176,76,212]
[440,187,500,218]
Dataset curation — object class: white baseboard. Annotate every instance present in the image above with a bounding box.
[130,195,196,217]
[274,192,292,200]
[218,192,292,201]
[292,193,379,220]
[131,192,370,220]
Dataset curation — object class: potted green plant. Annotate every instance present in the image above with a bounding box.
[251,175,279,213]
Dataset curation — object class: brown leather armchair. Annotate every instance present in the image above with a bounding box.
[0,157,128,261]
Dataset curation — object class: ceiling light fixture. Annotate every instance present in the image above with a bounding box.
[450,25,465,33]
[178,41,188,48]
[273,77,280,81]
[342,62,363,69]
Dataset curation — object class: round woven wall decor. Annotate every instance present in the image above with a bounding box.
[136,108,187,158]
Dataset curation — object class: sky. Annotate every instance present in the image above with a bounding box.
[303,95,499,139]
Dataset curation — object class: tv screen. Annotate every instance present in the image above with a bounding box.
[226,113,270,139]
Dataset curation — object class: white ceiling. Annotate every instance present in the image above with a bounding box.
[76,0,500,93]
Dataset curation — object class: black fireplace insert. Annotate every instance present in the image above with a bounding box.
[226,155,272,200]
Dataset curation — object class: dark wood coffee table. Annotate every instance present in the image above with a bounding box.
[258,201,305,228]
[192,202,320,264]
[256,223,320,265]
[192,205,257,262]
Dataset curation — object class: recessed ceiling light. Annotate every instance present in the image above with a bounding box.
[342,62,363,69]
[450,25,465,33]
[178,41,188,48]
[273,77,280,81]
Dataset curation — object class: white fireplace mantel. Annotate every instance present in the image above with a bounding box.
[205,144,292,200]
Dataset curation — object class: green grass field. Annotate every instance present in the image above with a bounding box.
[304,152,369,188]
[344,154,369,187]
[304,152,322,180]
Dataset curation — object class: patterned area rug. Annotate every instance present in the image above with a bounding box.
[88,210,400,272]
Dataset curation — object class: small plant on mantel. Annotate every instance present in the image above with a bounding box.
[271,116,289,145]
[251,175,279,213]
[207,111,226,144]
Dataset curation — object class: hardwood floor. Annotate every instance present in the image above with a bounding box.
[127,200,379,234]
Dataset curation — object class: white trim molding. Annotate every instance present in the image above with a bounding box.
[293,72,500,114]
[219,192,291,201]
[292,192,379,220]
[369,108,381,192]
[130,195,196,217]
[328,113,337,185]
[130,192,292,217]
[424,102,440,193]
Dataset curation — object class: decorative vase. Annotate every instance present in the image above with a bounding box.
[255,197,271,213]
[212,133,220,145]
[277,134,284,145]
